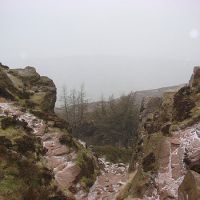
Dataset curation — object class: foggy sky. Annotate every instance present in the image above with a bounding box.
[1,0,200,102]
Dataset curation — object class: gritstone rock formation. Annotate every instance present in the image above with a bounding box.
[0,63,56,113]
[0,63,99,200]
[117,66,200,200]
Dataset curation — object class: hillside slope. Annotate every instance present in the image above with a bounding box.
[117,67,200,200]
[55,85,182,151]
[55,85,183,117]
[0,63,99,199]
[133,84,184,106]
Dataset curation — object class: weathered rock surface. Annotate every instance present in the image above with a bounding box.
[0,65,19,100]
[189,66,200,90]
[0,63,132,200]
[0,102,99,199]
[178,170,200,200]
[120,66,200,200]
[0,102,129,199]
[154,124,200,199]
[87,158,128,200]
[173,86,195,121]
[0,63,56,112]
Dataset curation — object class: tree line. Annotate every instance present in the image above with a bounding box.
[60,85,139,148]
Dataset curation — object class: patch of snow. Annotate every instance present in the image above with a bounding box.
[152,124,200,199]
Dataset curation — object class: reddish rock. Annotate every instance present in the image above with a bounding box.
[189,66,200,90]
[172,165,183,180]
[159,140,171,173]
[35,124,47,136]
[108,186,114,193]
[161,122,172,135]
[178,170,200,200]
[189,150,200,163]
[52,146,70,156]
[56,164,81,189]
[170,138,181,146]
[160,190,175,200]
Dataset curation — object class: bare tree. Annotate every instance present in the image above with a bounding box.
[77,84,87,123]
[100,94,106,115]
[108,94,116,114]
[70,89,77,127]
[60,86,70,121]
[60,84,88,132]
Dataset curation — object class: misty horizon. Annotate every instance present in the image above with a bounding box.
[1,55,196,103]
[1,0,200,102]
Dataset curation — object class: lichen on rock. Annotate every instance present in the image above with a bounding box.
[0,63,56,113]
[0,63,100,199]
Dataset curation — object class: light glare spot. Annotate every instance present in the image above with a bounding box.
[19,52,28,60]
[189,29,199,39]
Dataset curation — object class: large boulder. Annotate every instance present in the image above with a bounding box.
[173,86,195,121]
[0,63,56,113]
[140,96,162,116]
[0,68,17,100]
[9,66,40,85]
[140,96,162,134]
[189,66,200,91]
[178,170,200,200]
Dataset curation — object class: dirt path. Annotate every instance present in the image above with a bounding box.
[0,103,130,200]
[0,103,84,196]
[87,158,129,200]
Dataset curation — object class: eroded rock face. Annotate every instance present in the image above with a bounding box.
[0,67,18,100]
[152,126,200,199]
[0,101,127,200]
[87,158,128,200]
[121,67,200,200]
[140,97,162,119]
[9,66,40,84]
[0,64,56,113]
[140,96,162,135]
[189,66,200,90]
[178,170,200,200]
[173,86,195,122]
[0,102,98,199]
[0,63,99,199]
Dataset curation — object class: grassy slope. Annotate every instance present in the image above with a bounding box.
[0,116,64,200]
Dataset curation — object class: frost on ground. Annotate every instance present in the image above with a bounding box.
[87,158,128,200]
[145,124,200,200]
[0,103,129,200]
[0,103,83,196]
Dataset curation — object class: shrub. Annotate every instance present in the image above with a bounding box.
[93,145,132,163]
[81,176,94,189]
[59,134,72,145]
[14,135,36,154]
[0,136,12,149]
[1,117,15,130]
[142,152,156,172]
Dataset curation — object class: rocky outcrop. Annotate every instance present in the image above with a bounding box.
[0,103,67,200]
[0,63,56,113]
[140,96,162,135]
[87,158,128,200]
[0,66,19,100]
[0,63,101,199]
[133,85,184,107]
[173,86,195,121]
[0,97,100,200]
[178,170,200,200]
[119,66,200,200]
[189,66,200,91]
